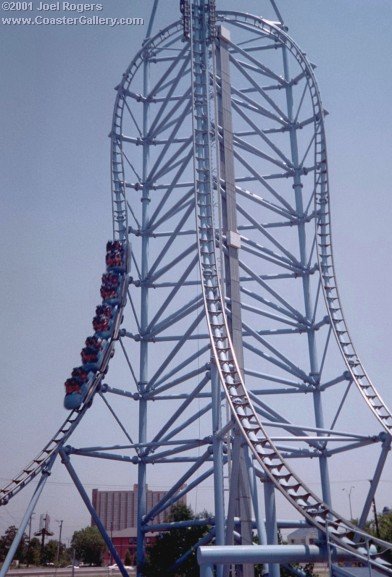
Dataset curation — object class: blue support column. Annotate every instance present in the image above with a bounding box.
[136,9,152,575]
[264,481,279,577]
[282,44,332,508]
[0,460,54,577]
[358,434,391,530]
[201,564,214,577]
[60,449,129,577]
[215,25,254,577]
[211,362,225,577]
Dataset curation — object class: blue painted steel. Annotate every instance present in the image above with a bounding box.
[0,462,53,577]
[143,518,215,532]
[198,545,328,565]
[143,451,212,524]
[136,7,153,571]
[264,481,279,577]
[358,436,391,530]
[211,362,225,577]
[60,449,129,577]
[171,529,216,572]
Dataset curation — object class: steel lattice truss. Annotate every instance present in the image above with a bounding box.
[1,3,392,577]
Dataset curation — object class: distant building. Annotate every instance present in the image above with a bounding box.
[287,527,318,545]
[287,528,329,577]
[102,528,158,566]
[38,513,51,532]
[91,484,186,531]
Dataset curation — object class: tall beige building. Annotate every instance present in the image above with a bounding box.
[91,484,186,531]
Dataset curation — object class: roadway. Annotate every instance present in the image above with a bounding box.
[5,568,135,577]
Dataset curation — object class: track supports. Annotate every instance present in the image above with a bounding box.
[136,7,153,574]
[282,38,332,508]
[358,434,391,529]
[0,458,55,577]
[60,449,129,577]
[211,362,226,558]
[216,24,254,575]
[264,481,279,577]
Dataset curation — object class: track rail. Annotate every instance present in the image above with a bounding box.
[190,6,392,571]
[315,134,392,432]
[0,245,129,506]
[219,8,392,436]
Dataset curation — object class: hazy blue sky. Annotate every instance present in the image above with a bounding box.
[1,0,392,544]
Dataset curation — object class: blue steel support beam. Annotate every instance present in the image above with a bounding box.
[146,344,210,390]
[159,398,214,443]
[143,466,217,522]
[149,293,202,337]
[283,44,332,508]
[143,449,213,523]
[211,361,225,571]
[198,545,330,566]
[264,480,279,577]
[146,255,199,331]
[144,518,215,532]
[358,435,391,530]
[143,0,158,42]
[149,365,208,397]
[170,529,216,572]
[147,203,195,280]
[0,459,54,577]
[136,16,152,573]
[149,374,210,445]
[60,449,129,577]
[223,432,242,577]
[147,310,205,388]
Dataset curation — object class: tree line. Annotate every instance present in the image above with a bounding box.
[1,505,391,574]
[0,525,106,567]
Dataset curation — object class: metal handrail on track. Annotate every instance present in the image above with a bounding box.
[0,244,129,506]
[190,8,392,573]
[220,8,392,435]
[315,135,392,432]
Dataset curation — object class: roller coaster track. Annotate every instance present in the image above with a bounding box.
[1,7,392,574]
[220,10,392,436]
[191,6,392,572]
[0,247,129,507]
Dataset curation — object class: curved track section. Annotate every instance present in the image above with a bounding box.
[191,8,392,572]
[316,172,392,431]
[221,8,392,439]
[0,243,129,507]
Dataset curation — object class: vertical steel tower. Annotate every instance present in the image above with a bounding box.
[1,2,392,576]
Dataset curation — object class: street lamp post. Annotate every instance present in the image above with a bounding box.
[343,486,354,520]
[55,519,64,564]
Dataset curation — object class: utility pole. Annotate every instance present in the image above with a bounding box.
[369,480,380,538]
[343,486,354,520]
